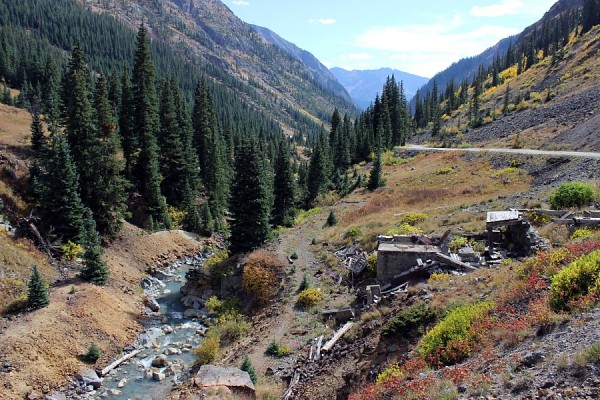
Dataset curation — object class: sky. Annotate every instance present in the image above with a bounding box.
[221,0,557,78]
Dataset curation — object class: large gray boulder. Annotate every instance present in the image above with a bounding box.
[76,368,103,389]
[194,365,255,399]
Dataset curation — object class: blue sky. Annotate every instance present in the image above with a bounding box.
[222,0,557,78]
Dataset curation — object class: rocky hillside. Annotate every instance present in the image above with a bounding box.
[86,0,357,129]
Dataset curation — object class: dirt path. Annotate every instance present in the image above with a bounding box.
[221,211,329,394]
[405,144,600,159]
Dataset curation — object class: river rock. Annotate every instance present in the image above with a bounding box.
[162,324,174,334]
[151,355,169,368]
[184,308,208,319]
[144,297,160,312]
[76,368,103,389]
[152,371,166,381]
[117,378,127,388]
[164,347,181,355]
[44,392,66,400]
[107,389,121,396]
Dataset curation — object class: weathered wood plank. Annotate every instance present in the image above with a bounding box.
[322,322,353,352]
[101,349,142,376]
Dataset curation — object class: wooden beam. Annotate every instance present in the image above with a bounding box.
[434,253,478,272]
[101,349,142,376]
[322,322,353,352]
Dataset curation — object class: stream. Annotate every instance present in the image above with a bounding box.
[84,254,208,400]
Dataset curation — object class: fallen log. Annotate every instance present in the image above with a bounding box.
[101,349,142,376]
[322,322,353,352]
[282,370,300,400]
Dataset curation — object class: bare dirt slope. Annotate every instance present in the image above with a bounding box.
[0,224,201,400]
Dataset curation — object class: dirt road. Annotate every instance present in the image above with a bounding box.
[405,144,600,159]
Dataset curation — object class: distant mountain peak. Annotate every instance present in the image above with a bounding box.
[330,67,429,109]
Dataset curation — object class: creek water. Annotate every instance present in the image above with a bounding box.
[91,254,206,400]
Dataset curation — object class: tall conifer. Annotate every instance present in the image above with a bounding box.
[131,23,170,230]
[229,138,273,253]
[27,265,49,309]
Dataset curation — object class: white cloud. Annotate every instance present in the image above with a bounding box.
[354,19,519,77]
[340,53,372,61]
[470,0,524,17]
[309,18,337,25]
[232,0,250,5]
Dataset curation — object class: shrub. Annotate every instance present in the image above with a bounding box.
[297,288,324,308]
[212,312,249,345]
[584,342,600,363]
[382,303,436,337]
[386,223,422,236]
[83,343,100,363]
[344,226,362,240]
[549,182,596,209]
[366,253,378,277]
[418,301,495,365]
[448,236,468,252]
[242,250,284,306]
[401,212,428,226]
[326,210,338,227]
[27,265,49,310]
[195,331,221,365]
[203,250,231,284]
[266,339,292,357]
[525,212,553,227]
[205,296,223,315]
[571,227,596,241]
[240,356,257,384]
[428,272,451,284]
[436,167,453,175]
[298,273,310,291]
[61,241,83,261]
[290,251,299,260]
[376,362,403,385]
[549,249,600,311]
[167,206,186,228]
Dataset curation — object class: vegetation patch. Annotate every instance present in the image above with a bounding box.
[382,303,436,337]
[266,339,292,358]
[242,250,284,307]
[549,249,600,311]
[418,301,495,366]
[297,288,324,308]
[549,182,596,209]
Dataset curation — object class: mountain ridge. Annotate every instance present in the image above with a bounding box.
[330,67,429,109]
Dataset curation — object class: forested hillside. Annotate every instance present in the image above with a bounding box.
[0,0,357,144]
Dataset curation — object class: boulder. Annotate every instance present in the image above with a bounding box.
[76,368,103,389]
[151,355,169,368]
[152,371,166,381]
[144,297,160,312]
[164,347,181,355]
[183,308,207,319]
[194,365,255,399]
[117,378,127,388]
[161,324,174,334]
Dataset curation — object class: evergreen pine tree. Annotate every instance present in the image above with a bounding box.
[240,356,257,385]
[80,210,109,285]
[272,137,297,227]
[92,76,129,237]
[33,134,86,243]
[131,24,171,230]
[30,109,46,156]
[229,138,273,253]
[326,210,337,227]
[306,128,332,207]
[367,151,384,190]
[431,80,442,136]
[503,84,511,116]
[27,265,49,309]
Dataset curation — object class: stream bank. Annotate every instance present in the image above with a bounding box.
[59,253,210,400]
